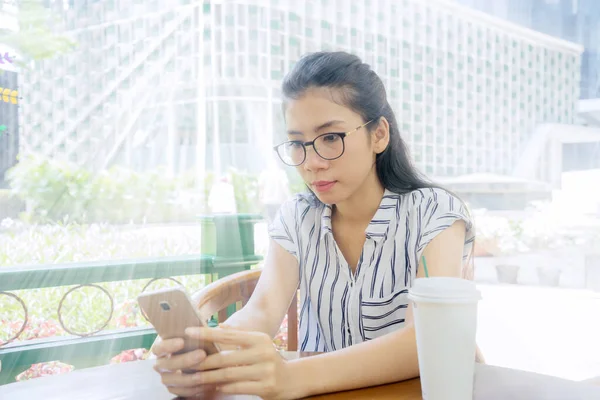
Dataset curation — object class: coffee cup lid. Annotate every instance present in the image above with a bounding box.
[408,277,481,303]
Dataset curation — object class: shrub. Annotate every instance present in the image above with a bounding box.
[229,168,260,213]
[6,154,307,223]
[6,154,205,224]
[0,188,24,219]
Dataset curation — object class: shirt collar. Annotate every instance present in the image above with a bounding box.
[321,203,334,238]
[320,189,399,242]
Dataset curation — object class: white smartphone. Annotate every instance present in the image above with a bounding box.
[137,286,221,356]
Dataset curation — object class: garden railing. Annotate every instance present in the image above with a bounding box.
[0,214,263,385]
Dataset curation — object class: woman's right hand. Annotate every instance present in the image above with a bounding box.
[151,336,219,398]
[151,323,240,360]
[150,331,240,398]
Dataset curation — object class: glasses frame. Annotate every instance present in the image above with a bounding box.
[273,119,375,166]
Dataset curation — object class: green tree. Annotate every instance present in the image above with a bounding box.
[0,0,75,62]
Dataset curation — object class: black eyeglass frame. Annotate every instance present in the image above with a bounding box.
[273,119,376,166]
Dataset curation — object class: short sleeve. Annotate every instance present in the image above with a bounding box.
[415,188,475,263]
[268,197,300,259]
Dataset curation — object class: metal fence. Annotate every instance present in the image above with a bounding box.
[0,214,264,385]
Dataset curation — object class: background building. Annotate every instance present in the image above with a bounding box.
[455,0,599,99]
[455,0,600,172]
[17,0,582,187]
[0,0,19,187]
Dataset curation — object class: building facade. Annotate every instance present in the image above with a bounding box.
[0,0,19,186]
[18,0,582,183]
[455,0,600,172]
[455,0,600,99]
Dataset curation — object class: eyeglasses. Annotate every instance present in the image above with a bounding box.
[273,119,375,166]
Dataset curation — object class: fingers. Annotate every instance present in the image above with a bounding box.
[185,327,271,349]
[194,348,267,371]
[154,349,207,372]
[162,365,267,386]
[154,329,277,398]
[164,383,220,399]
[218,381,265,395]
[160,370,198,388]
[151,337,185,358]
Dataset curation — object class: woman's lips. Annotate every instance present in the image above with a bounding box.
[312,181,337,193]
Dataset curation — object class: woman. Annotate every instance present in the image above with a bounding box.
[152,51,475,399]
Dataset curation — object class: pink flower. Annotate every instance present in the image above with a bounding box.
[114,300,141,328]
[15,361,74,381]
[110,348,149,364]
[0,318,62,344]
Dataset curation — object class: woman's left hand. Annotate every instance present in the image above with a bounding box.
[155,327,298,400]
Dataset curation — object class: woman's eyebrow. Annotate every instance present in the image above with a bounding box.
[286,120,347,136]
[314,120,346,132]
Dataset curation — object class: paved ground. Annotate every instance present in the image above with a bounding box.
[477,284,600,381]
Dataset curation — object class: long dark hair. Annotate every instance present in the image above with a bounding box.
[281,52,476,279]
[281,51,433,194]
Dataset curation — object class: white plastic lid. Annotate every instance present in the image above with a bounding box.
[408,277,481,303]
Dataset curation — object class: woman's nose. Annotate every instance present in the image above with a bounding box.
[303,146,329,171]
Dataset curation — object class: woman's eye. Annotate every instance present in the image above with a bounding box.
[322,134,340,142]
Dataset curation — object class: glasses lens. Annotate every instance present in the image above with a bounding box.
[278,142,305,166]
[314,134,344,160]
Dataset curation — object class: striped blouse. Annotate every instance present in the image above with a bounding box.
[268,187,474,352]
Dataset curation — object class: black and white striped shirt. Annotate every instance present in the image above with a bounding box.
[269,187,474,352]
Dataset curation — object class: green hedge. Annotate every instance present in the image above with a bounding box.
[5,154,307,224]
[0,189,24,219]
[6,155,201,224]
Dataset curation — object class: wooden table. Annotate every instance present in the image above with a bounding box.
[1,352,599,399]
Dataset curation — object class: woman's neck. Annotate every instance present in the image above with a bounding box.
[333,170,385,226]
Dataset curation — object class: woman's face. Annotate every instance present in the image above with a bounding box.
[283,87,388,205]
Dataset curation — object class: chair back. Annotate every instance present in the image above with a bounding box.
[192,268,298,351]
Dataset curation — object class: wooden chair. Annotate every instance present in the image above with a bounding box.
[167,268,298,351]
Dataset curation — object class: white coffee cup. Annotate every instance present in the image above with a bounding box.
[408,277,482,400]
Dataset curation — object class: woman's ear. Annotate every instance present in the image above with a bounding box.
[371,117,390,154]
